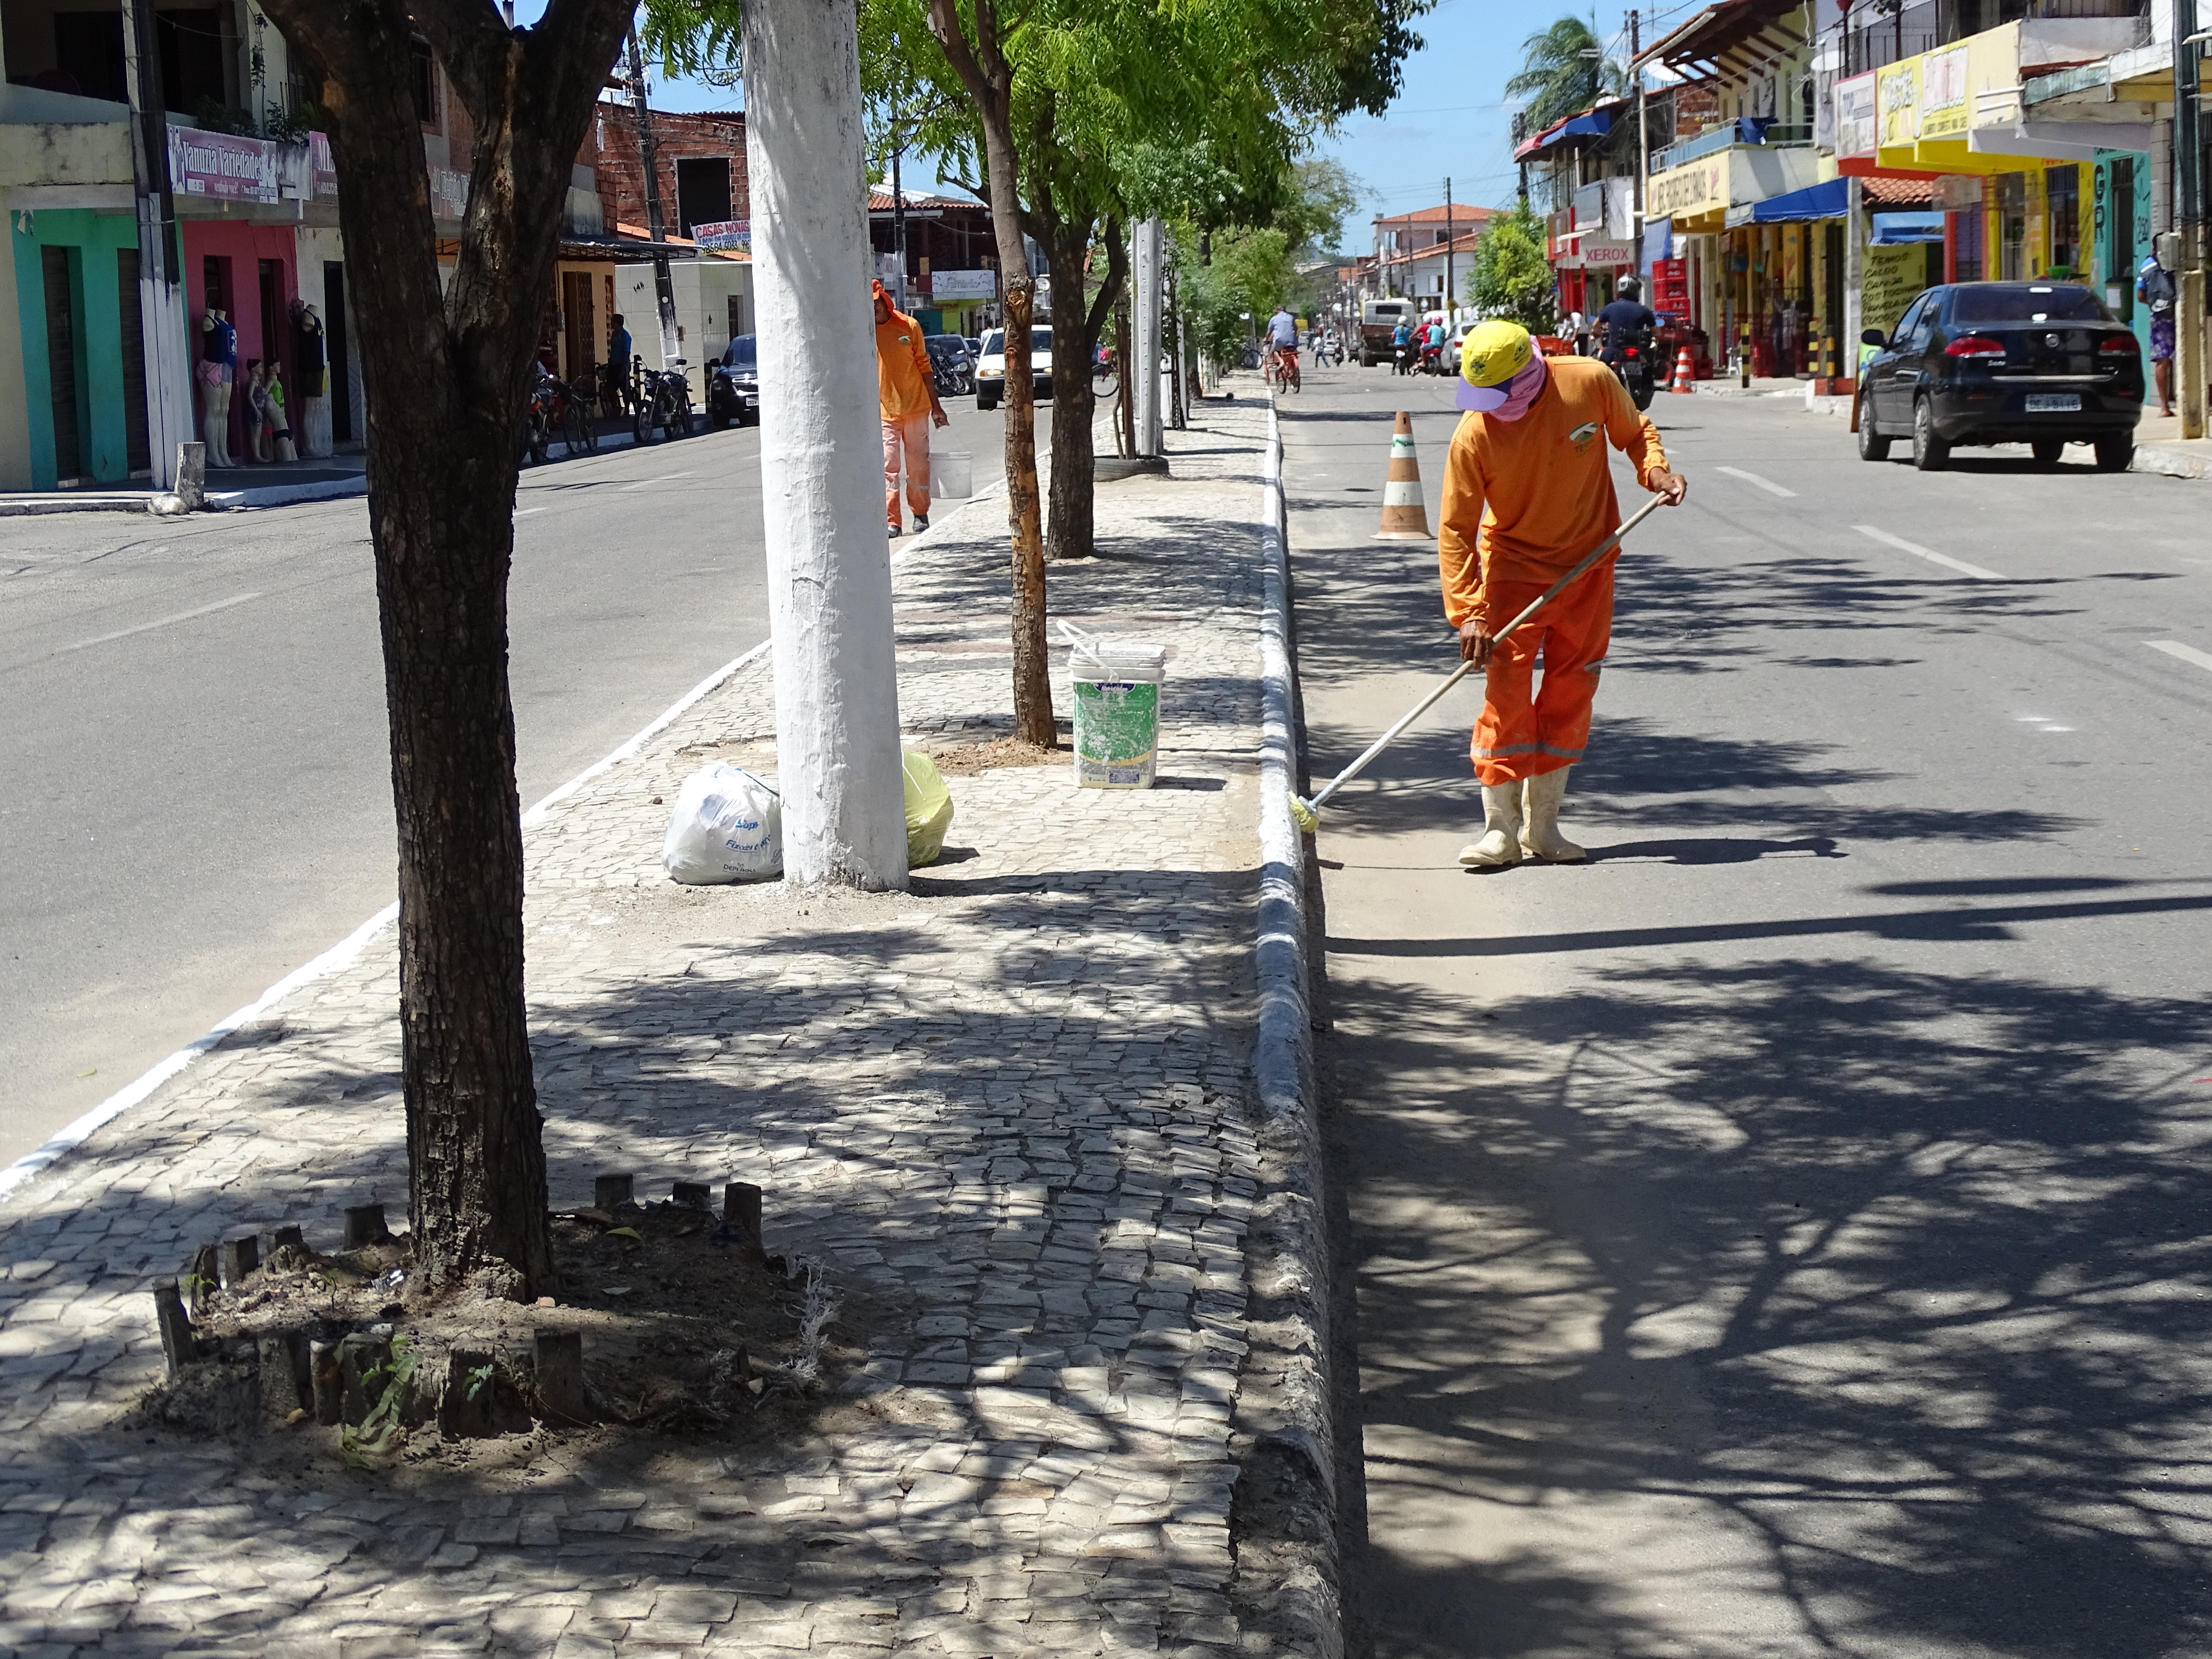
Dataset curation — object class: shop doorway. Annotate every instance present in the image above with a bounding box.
[324,262,353,444]
[561,270,595,380]
[117,248,150,475]
[41,247,84,484]
[258,257,288,381]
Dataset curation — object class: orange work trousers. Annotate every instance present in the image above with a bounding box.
[883,414,931,528]
[1469,562,1613,786]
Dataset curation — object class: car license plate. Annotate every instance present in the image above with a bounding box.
[2025,393,2081,413]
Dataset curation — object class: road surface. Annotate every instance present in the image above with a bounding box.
[1281,361,2212,1657]
[0,397,1036,1165]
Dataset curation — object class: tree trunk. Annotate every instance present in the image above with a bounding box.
[744,0,908,889]
[1041,211,1127,564]
[926,0,1053,749]
[261,0,634,1298]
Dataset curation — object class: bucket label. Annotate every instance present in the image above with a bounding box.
[1072,680,1158,766]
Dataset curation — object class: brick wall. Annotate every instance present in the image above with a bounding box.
[587,102,750,237]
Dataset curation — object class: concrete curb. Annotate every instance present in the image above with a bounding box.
[1229,397,1346,1659]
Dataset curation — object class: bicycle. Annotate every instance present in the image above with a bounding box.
[632,355,694,445]
[1090,345,1119,403]
[1263,343,1301,393]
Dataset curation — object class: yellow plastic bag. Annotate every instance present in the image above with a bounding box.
[902,750,955,867]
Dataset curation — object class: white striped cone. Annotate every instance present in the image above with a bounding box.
[1669,345,1696,393]
[1374,410,1432,541]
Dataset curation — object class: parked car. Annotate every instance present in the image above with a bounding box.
[706,334,759,428]
[974,324,1054,410]
[1856,281,2143,472]
[925,332,975,397]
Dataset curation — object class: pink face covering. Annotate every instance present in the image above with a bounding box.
[1457,355,1549,421]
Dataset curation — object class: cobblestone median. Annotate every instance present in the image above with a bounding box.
[0,402,1321,1657]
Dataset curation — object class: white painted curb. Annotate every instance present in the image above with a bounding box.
[1254,402,1311,1134]
[0,633,776,1211]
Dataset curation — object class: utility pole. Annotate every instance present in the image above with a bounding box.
[120,0,192,492]
[1632,7,1649,278]
[741,0,908,889]
[625,31,681,371]
[1444,178,1454,317]
[1133,218,1163,457]
[2176,0,2205,438]
[890,103,908,313]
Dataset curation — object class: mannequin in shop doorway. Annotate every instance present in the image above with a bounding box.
[291,299,332,458]
[198,311,236,468]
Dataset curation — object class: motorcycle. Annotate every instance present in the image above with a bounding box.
[1612,338,1657,411]
[1393,337,1418,376]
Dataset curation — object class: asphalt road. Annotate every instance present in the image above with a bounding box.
[1281,361,2212,1657]
[0,395,1037,1167]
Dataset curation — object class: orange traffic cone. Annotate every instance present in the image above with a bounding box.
[1670,344,1696,393]
[1373,410,1432,541]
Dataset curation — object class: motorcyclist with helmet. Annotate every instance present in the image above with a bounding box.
[1592,275,1658,367]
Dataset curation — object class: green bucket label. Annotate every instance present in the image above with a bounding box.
[1073,680,1158,767]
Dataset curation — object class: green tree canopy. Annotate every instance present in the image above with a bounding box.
[1469,199,1555,329]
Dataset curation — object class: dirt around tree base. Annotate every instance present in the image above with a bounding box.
[137,1196,882,1474]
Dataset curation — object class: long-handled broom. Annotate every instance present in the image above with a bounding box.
[1288,494,1668,834]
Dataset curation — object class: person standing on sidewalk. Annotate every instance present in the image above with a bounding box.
[876,278,949,536]
[2137,251,2177,418]
[1438,320,1687,869]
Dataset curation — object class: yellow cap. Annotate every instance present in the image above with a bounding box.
[1459,320,1534,389]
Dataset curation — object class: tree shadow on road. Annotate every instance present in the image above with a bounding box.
[1338,950,2212,1658]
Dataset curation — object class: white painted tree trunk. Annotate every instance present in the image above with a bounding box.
[1133,218,1163,457]
[742,0,908,891]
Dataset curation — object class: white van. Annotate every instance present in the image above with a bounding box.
[975,324,1054,410]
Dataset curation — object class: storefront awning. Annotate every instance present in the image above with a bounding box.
[1870,212,1945,245]
[1750,177,1848,223]
[1513,102,1621,160]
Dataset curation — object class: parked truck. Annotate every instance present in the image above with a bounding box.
[1359,298,1417,367]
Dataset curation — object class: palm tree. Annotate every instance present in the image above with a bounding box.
[1507,14,1629,134]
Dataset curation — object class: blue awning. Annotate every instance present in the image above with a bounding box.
[1871,211,1946,244]
[1556,108,1613,141]
[1750,178,1848,224]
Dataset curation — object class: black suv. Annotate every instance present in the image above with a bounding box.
[706,334,759,429]
[1857,281,2143,472]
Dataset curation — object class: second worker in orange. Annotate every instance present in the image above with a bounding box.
[1438,320,1687,869]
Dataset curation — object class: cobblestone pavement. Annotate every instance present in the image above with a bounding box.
[0,404,1305,1657]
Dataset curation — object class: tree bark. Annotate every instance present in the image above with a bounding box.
[258,0,634,1297]
[744,0,908,890]
[1041,210,1126,564]
[926,0,1053,749]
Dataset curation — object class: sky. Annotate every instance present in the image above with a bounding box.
[528,0,1668,238]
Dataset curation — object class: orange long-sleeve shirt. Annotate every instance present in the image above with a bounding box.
[876,306,939,421]
[1437,356,1669,627]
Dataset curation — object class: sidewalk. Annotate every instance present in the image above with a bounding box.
[0,400,1341,1656]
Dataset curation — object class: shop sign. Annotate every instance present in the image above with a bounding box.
[1577,241,1636,268]
[1933,175,1985,210]
[1863,244,1927,338]
[1648,156,1726,219]
[928,268,997,300]
[431,168,469,220]
[308,131,337,198]
[168,128,281,204]
[1834,72,1877,161]
[693,219,750,252]
[1965,25,2021,131]
[1919,45,1970,140]
[1877,57,1921,150]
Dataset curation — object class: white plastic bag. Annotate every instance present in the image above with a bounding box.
[661,763,782,884]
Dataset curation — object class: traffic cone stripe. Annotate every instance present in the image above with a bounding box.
[1669,345,1696,393]
[1375,410,1432,541]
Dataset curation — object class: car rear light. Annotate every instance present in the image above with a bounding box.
[1944,334,2007,359]
[2098,334,2140,355]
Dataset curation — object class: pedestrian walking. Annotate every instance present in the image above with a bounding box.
[1437,320,1687,868]
[876,278,949,536]
[606,313,634,415]
[2137,251,2177,417]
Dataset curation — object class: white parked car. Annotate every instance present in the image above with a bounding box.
[974,325,1054,410]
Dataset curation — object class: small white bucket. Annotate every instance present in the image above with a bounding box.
[933,450,972,499]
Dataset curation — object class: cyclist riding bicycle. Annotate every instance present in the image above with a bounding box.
[1265,306,1298,367]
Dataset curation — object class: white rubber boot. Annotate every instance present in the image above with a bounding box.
[1457,783,1524,868]
[1519,766,1586,863]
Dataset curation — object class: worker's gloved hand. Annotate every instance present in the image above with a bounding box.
[1651,468,1689,505]
[1458,619,1494,669]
